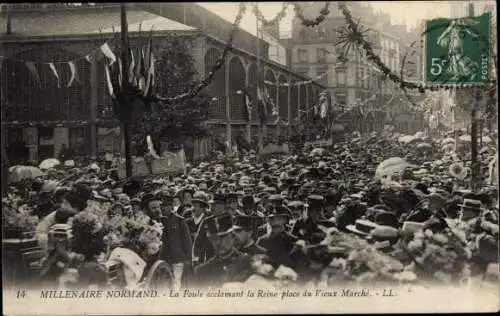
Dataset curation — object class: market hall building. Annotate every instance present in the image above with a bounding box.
[0,3,326,164]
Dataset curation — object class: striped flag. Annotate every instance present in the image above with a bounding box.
[48,63,60,88]
[100,42,117,65]
[67,61,76,87]
[25,62,41,87]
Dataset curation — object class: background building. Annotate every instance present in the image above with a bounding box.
[0,3,325,164]
[290,2,424,133]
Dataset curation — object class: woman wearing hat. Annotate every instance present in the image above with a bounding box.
[193,214,254,288]
[186,192,210,240]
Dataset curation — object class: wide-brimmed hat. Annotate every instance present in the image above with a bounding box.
[307,195,324,211]
[233,215,254,231]
[192,191,210,207]
[204,213,234,236]
[267,205,291,219]
[346,219,378,237]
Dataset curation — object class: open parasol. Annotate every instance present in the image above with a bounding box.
[416,143,433,150]
[39,158,61,170]
[9,165,44,183]
[441,137,455,145]
[375,157,414,179]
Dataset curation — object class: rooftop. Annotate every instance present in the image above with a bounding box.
[0,6,196,39]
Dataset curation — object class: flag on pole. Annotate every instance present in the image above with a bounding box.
[48,62,60,88]
[129,49,135,84]
[67,61,77,87]
[100,42,117,65]
[134,24,143,85]
[144,54,155,97]
[25,62,41,87]
[242,89,253,121]
[105,64,114,97]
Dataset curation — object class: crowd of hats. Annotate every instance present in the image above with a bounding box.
[2,127,499,286]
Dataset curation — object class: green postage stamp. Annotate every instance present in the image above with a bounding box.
[424,12,492,85]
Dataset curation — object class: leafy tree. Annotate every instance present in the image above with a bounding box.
[131,37,213,153]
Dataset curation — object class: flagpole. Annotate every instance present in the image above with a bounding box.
[121,3,133,178]
[256,2,263,153]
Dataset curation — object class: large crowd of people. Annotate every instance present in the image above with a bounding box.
[3,128,499,291]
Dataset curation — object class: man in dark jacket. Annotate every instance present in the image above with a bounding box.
[257,205,299,269]
[194,213,253,288]
[145,192,193,290]
[232,215,267,257]
[292,195,331,244]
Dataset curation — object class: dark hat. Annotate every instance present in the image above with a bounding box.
[373,211,400,228]
[212,193,228,205]
[141,192,161,206]
[123,179,142,197]
[54,207,77,224]
[241,195,257,210]
[204,214,234,236]
[233,215,254,231]
[267,205,291,218]
[268,194,283,204]
[307,195,324,210]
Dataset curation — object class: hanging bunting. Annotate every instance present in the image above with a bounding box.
[67,61,76,87]
[134,24,143,85]
[100,42,117,65]
[25,62,42,87]
[117,56,123,86]
[105,64,114,97]
[129,49,135,84]
[144,54,155,97]
[48,62,61,88]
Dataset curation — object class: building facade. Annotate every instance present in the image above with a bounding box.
[1,4,325,164]
[290,2,424,133]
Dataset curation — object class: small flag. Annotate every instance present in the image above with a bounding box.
[129,49,135,84]
[25,62,41,87]
[85,54,92,62]
[100,42,117,65]
[117,56,123,85]
[144,54,155,97]
[105,64,114,97]
[67,61,76,87]
[48,62,60,88]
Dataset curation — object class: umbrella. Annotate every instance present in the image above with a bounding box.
[310,147,326,157]
[414,131,426,139]
[441,137,455,145]
[375,157,414,179]
[416,143,433,150]
[459,135,472,142]
[9,166,44,183]
[39,158,60,170]
[398,135,416,144]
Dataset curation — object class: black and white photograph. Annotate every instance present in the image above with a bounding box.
[1,2,498,314]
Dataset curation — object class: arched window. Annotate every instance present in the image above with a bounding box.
[204,48,225,120]
[228,56,246,121]
[247,63,258,123]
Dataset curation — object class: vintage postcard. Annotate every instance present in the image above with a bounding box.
[1,1,498,315]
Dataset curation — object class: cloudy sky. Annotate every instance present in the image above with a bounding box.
[199,1,496,37]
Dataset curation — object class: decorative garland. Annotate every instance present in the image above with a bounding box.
[293,2,331,27]
[337,2,497,92]
[153,2,247,104]
[252,2,289,27]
